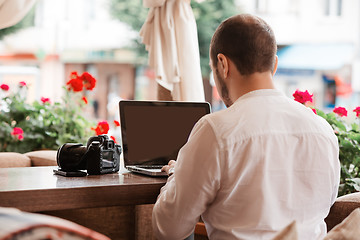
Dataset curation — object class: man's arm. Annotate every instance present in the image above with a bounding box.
[152,118,222,239]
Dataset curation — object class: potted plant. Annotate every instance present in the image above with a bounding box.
[0,72,117,154]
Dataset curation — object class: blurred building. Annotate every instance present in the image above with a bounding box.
[240,0,360,110]
[2,0,360,115]
[0,0,155,122]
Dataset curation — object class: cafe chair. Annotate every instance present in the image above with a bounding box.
[325,192,360,231]
[271,207,360,240]
[0,150,57,168]
[0,207,110,240]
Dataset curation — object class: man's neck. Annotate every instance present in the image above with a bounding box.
[229,71,276,103]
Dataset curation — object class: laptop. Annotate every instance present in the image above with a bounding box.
[119,100,211,177]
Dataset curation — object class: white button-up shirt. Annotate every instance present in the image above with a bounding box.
[152,89,340,240]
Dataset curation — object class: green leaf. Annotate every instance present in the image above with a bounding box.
[315,109,326,118]
[351,123,360,132]
[348,132,360,142]
[346,178,360,192]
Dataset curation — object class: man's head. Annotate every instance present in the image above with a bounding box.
[210,14,277,76]
[209,14,277,107]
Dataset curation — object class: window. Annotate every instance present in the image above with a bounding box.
[255,0,299,15]
[255,0,269,13]
[324,0,343,16]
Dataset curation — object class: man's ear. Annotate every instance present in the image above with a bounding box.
[217,53,229,78]
[272,55,278,76]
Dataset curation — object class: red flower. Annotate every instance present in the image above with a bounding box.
[293,90,313,104]
[113,120,120,127]
[110,136,117,143]
[312,108,317,114]
[41,97,51,104]
[66,72,97,92]
[91,121,110,135]
[19,81,27,87]
[333,107,348,117]
[66,78,83,92]
[70,71,79,79]
[66,72,83,92]
[82,96,88,104]
[0,84,9,91]
[353,107,360,117]
[11,127,23,135]
[81,72,96,90]
[11,127,24,141]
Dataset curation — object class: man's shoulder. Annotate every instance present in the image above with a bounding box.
[202,107,234,127]
[284,101,338,141]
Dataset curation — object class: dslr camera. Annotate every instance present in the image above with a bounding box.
[56,135,121,175]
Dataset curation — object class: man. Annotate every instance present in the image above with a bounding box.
[152,14,340,240]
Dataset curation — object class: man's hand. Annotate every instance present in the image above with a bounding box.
[161,160,176,176]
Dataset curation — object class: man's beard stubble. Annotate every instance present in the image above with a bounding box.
[215,69,233,107]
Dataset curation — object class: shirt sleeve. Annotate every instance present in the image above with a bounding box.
[330,135,341,205]
[152,118,222,239]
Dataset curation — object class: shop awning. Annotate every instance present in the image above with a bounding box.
[277,43,354,71]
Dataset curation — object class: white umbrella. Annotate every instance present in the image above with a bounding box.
[140,0,205,101]
[0,0,37,29]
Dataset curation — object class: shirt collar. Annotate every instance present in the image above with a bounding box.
[233,89,285,105]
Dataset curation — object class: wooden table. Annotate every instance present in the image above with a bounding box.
[0,166,167,239]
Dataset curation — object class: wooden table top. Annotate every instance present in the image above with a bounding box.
[0,166,167,212]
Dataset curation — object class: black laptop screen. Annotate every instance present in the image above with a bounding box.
[119,101,211,166]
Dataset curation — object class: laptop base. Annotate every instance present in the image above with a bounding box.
[126,166,168,177]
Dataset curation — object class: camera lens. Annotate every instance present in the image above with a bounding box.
[57,143,88,171]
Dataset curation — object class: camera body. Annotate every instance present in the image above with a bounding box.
[56,135,121,175]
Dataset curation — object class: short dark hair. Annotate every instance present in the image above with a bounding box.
[210,14,277,75]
